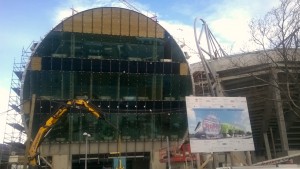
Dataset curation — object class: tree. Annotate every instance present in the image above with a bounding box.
[250,0,300,50]
[225,0,300,155]
[248,0,300,117]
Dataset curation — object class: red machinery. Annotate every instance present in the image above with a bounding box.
[159,143,196,163]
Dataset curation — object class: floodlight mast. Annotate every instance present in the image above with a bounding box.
[193,17,226,97]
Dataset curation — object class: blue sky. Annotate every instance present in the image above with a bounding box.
[0,0,280,142]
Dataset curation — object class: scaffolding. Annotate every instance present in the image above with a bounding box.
[0,41,36,167]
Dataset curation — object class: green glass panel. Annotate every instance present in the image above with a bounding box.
[30,71,40,98]
[74,72,91,98]
[153,75,163,100]
[163,75,172,100]
[51,71,62,99]
[62,72,71,99]
[119,74,128,100]
[109,73,118,100]
[36,32,170,61]
[92,73,102,99]
[171,75,180,100]
[40,71,52,97]
[99,73,114,99]
[180,75,193,97]
[128,74,138,98]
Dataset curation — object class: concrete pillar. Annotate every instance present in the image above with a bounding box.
[271,69,289,155]
[213,153,219,168]
[245,151,252,165]
[230,152,246,166]
[150,151,166,169]
[230,152,238,166]
[270,127,277,158]
[263,132,272,160]
[251,151,257,164]
[52,155,70,169]
[23,94,36,169]
[196,153,201,169]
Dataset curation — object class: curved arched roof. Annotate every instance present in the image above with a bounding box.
[53,7,165,38]
[30,6,187,68]
[21,7,192,146]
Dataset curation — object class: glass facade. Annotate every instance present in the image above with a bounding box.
[22,7,192,143]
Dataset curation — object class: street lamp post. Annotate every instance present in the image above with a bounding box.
[83,132,91,169]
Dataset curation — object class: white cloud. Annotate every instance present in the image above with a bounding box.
[159,20,201,63]
[53,0,156,26]
[53,0,123,25]
[52,0,202,63]
[209,10,252,53]
[50,0,282,63]
[205,0,280,53]
[158,0,281,60]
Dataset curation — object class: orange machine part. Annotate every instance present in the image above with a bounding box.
[159,143,196,163]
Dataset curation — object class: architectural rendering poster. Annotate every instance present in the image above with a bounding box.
[185,96,255,153]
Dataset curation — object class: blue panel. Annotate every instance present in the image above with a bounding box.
[113,157,126,169]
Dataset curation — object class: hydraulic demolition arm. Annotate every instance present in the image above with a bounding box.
[27,99,105,167]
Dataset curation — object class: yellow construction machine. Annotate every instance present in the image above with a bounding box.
[27,99,105,168]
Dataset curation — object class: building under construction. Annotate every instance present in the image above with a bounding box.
[2,7,192,169]
[190,49,300,163]
[1,6,300,169]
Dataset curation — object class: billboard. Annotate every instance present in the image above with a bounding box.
[185,96,255,153]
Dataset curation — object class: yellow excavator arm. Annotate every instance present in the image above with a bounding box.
[28,99,104,167]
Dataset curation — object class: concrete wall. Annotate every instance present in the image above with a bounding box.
[52,155,70,169]
[40,140,180,169]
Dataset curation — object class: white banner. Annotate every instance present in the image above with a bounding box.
[185,96,255,153]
